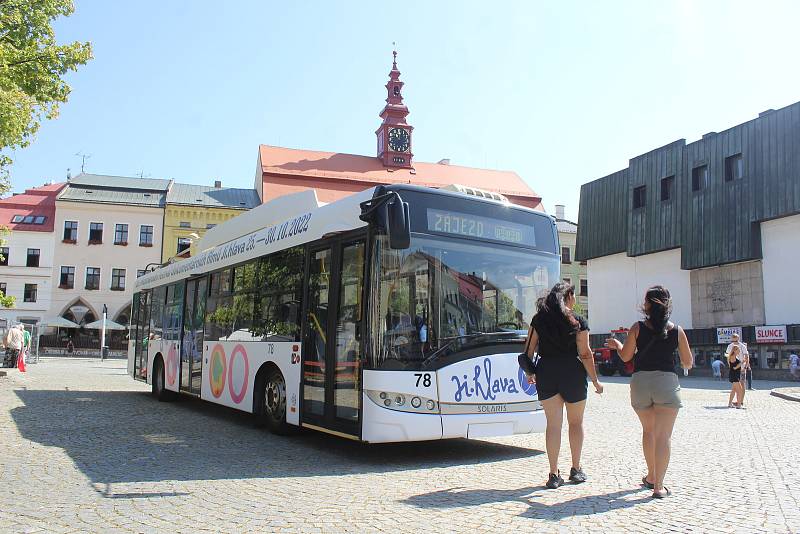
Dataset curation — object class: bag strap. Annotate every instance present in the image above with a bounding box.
[635,322,658,360]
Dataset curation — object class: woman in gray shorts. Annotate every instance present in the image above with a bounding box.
[605,286,693,499]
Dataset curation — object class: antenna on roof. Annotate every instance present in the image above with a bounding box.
[75,152,91,173]
[66,168,72,180]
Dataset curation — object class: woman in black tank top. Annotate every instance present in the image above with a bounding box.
[605,286,694,499]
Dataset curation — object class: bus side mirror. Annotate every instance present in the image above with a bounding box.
[386,197,410,250]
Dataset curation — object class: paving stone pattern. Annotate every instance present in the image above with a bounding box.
[1,359,799,533]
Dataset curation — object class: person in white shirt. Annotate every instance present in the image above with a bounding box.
[790,352,800,380]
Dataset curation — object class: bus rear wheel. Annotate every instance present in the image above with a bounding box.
[257,368,290,434]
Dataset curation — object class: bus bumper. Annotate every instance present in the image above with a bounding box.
[361,394,545,443]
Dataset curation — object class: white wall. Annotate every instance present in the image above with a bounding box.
[587,248,692,333]
[50,201,164,322]
[761,213,800,325]
[0,230,56,324]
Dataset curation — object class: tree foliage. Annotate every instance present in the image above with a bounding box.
[0,0,90,309]
[0,0,92,186]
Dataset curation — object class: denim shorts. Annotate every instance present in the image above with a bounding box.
[630,370,682,409]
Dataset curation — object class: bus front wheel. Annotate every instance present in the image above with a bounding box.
[256,367,290,435]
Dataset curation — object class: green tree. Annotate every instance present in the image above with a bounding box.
[0,0,92,185]
[0,0,91,308]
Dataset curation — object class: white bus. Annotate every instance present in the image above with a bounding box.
[128,184,560,442]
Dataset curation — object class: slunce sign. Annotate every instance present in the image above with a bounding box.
[755,325,787,344]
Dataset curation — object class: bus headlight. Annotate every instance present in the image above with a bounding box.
[366,390,438,414]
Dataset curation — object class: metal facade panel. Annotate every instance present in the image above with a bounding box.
[576,101,800,269]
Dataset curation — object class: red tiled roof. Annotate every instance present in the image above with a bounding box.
[258,145,541,203]
[0,182,66,232]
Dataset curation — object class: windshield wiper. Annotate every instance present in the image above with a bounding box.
[421,331,519,368]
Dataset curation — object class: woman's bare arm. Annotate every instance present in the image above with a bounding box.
[577,330,603,394]
[525,326,539,358]
[606,322,639,362]
[677,327,693,369]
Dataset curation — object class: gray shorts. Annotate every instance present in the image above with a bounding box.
[630,370,682,410]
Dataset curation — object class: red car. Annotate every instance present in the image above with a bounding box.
[593,328,634,377]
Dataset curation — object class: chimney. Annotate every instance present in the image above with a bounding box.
[214,180,222,188]
[758,109,775,117]
[437,158,450,165]
[555,204,565,220]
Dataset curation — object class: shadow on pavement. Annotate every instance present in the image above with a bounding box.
[11,389,540,486]
[403,486,649,519]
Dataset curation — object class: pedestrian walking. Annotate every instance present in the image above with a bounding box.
[17,323,31,373]
[3,324,24,368]
[711,356,725,381]
[725,334,750,404]
[788,351,799,380]
[727,345,744,408]
[521,282,603,489]
[605,285,693,499]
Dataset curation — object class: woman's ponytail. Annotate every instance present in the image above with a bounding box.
[643,285,672,339]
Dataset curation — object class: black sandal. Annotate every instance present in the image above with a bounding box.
[642,476,654,490]
[652,487,672,499]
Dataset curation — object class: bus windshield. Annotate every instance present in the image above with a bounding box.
[368,234,559,371]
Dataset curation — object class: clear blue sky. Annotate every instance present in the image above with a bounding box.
[9,0,800,221]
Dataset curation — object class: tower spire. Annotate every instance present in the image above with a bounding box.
[376,48,413,168]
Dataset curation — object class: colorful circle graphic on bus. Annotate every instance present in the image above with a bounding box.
[209,344,227,398]
[166,345,178,386]
[227,344,250,404]
[518,367,538,397]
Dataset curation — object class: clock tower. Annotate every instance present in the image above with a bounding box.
[376,50,413,168]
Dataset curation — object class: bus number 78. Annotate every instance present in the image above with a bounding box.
[414,373,432,388]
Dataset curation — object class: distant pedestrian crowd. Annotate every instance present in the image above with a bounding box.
[2,324,30,371]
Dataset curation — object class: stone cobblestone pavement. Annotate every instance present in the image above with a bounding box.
[1,359,799,533]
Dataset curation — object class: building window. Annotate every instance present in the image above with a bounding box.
[11,215,23,223]
[137,269,146,278]
[0,283,6,296]
[15,215,46,224]
[139,225,153,246]
[561,247,571,264]
[26,248,40,267]
[60,266,75,289]
[85,267,100,290]
[34,216,45,224]
[633,185,647,209]
[179,221,191,228]
[89,222,103,244]
[563,277,572,286]
[63,221,78,242]
[661,176,674,201]
[114,223,129,245]
[692,165,708,192]
[22,215,34,223]
[206,223,216,229]
[725,153,743,182]
[580,279,588,297]
[111,268,126,291]
[177,237,191,254]
[0,247,8,266]
[23,284,37,303]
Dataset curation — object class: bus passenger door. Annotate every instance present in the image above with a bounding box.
[302,237,366,438]
[181,277,206,395]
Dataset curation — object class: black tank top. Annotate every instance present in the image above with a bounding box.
[634,321,679,373]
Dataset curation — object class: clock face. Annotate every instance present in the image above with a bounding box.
[388,127,410,152]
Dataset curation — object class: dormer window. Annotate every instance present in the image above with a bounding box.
[11,215,23,223]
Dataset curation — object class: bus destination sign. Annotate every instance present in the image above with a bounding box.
[426,209,536,247]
